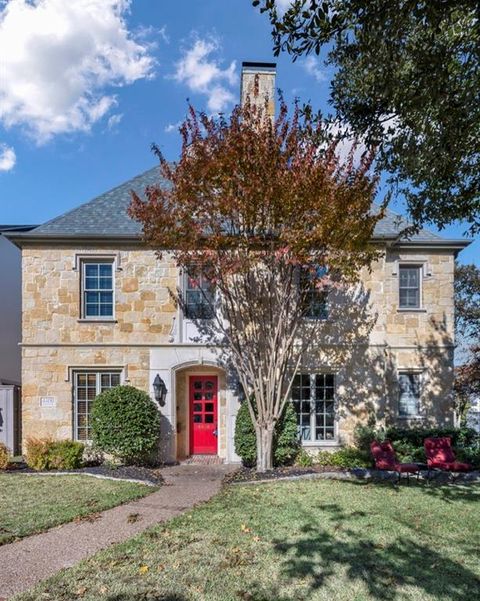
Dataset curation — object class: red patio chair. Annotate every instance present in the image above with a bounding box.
[424,437,472,473]
[370,440,419,482]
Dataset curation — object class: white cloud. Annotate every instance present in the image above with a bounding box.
[327,122,367,167]
[0,0,154,144]
[172,37,237,113]
[164,121,182,134]
[275,0,294,13]
[0,143,16,171]
[302,56,328,83]
[107,113,123,131]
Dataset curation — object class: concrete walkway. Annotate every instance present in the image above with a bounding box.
[0,464,233,600]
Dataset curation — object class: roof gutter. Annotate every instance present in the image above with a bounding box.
[7,232,472,255]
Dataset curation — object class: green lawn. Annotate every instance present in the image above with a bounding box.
[15,479,480,601]
[0,474,155,545]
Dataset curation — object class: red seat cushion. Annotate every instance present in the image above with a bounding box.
[424,437,472,472]
[428,460,472,472]
[371,441,419,473]
[371,440,397,470]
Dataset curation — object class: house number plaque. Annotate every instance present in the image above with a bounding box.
[40,397,56,408]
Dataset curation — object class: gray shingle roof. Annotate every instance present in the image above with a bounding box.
[16,166,465,245]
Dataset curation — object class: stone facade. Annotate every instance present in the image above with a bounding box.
[20,241,456,460]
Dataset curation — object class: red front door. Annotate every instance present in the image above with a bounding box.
[189,375,218,455]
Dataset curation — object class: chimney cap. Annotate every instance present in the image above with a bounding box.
[242,61,276,71]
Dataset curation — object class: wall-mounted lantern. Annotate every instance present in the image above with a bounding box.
[153,374,167,407]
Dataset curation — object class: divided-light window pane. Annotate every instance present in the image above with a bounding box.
[292,373,336,442]
[398,372,421,417]
[74,371,120,440]
[184,272,214,319]
[82,262,114,318]
[399,266,421,308]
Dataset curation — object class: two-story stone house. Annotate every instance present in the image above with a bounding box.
[8,63,470,463]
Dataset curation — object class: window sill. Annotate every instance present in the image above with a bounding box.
[302,440,338,447]
[77,319,117,324]
[397,308,427,313]
[397,415,424,420]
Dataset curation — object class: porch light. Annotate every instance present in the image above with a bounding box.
[153,374,167,407]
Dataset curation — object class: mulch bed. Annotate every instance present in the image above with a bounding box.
[224,464,344,484]
[5,463,165,486]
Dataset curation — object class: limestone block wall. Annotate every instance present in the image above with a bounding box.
[21,346,149,443]
[22,245,178,345]
[384,249,455,346]
[19,241,456,456]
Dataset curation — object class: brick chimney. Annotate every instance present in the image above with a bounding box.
[240,61,276,118]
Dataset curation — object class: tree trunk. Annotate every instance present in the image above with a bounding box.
[256,424,274,472]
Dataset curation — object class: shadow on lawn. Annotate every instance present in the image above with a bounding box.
[267,500,479,601]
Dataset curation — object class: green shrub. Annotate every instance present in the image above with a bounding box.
[295,449,314,467]
[353,424,385,454]
[384,426,478,449]
[25,437,84,471]
[48,441,84,470]
[316,447,371,469]
[456,446,480,468]
[0,442,10,470]
[91,385,161,464]
[234,399,300,468]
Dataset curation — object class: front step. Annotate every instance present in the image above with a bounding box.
[180,455,224,465]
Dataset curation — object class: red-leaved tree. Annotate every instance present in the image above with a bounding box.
[130,89,385,471]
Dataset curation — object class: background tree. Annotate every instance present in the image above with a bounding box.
[130,91,383,471]
[255,0,480,234]
[454,262,480,424]
[455,262,480,341]
[454,346,480,426]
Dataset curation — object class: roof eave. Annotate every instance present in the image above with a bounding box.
[4,232,143,248]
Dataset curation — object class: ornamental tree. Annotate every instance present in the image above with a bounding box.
[256,0,480,234]
[130,88,384,471]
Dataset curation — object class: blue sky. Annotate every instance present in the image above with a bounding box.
[0,0,477,264]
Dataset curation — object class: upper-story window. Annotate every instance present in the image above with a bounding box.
[399,264,422,309]
[81,261,114,319]
[301,267,328,319]
[184,271,214,319]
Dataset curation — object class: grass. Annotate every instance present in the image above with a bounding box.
[14,479,480,601]
[0,474,155,545]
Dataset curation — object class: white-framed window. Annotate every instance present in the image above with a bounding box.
[73,371,121,440]
[184,270,214,319]
[292,373,336,442]
[398,371,421,417]
[300,267,328,319]
[81,260,114,319]
[398,264,422,309]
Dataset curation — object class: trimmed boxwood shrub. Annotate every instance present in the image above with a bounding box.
[91,385,161,464]
[25,438,84,470]
[234,399,300,467]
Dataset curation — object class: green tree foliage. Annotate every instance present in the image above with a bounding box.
[91,385,161,465]
[234,399,300,467]
[455,262,480,340]
[256,0,480,233]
